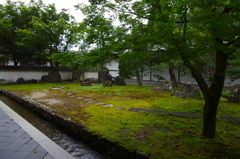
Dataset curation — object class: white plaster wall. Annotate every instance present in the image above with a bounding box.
[109,71,119,77]
[84,72,98,79]
[0,70,72,82]
[105,60,119,70]
[133,67,240,86]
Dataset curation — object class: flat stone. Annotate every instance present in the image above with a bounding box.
[117,107,125,110]
[82,99,92,101]
[95,103,105,106]
[171,112,203,118]
[76,97,85,99]
[66,92,75,96]
[68,95,76,98]
[103,104,114,107]
[50,87,62,90]
[84,95,92,97]
[222,116,240,123]
[86,101,97,103]
[128,108,170,114]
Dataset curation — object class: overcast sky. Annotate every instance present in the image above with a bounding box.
[0,0,89,22]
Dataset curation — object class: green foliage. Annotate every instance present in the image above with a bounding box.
[222,90,230,97]
[0,0,80,67]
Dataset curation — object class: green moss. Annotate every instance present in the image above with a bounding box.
[1,82,240,159]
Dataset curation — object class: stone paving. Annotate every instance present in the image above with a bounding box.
[0,108,54,159]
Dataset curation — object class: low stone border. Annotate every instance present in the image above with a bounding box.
[0,89,149,159]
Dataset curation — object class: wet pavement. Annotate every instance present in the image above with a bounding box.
[0,101,74,159]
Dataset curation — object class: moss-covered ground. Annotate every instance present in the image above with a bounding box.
[1,82,240,159]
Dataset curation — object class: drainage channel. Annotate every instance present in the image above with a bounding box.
[0,94,110,159]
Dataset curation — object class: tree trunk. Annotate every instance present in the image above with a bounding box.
[135,70,142,86]
[14,61,18,66]
[202,93,219,138]
[179,48,228,138]
[169,68,178,87]
[100,63,105,87]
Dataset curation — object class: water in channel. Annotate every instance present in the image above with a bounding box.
[0,95,110,159]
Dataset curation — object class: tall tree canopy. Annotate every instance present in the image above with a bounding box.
[0,0,43,65]
[75,3,119,87]
[84,0,240,138]
[0,0,80,69]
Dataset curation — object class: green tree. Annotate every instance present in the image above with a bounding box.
[21,3,80,70]
[89,0,240,138]
[0,0,43,65]
[76,4,117,87]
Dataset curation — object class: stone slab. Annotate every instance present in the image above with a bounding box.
[50,88,62,90]
[76,97,85,99]
[95,103,105,106]
[171,112,203,118]
[222,116,240,123]
[103,104,114,107]
[128,108,170,114]
[86,101,97,103]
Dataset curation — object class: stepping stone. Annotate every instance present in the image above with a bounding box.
[86,101,97,103]
[84,95,92,97]
[68,95,76,97]
[76,97,85,99]
[128,108,170,114]
[66,92,75,96]
[50,87,62,90]
[171,112,221,119]
[222,116,240,123]
[95,103,105,106]
[82,99,92,101]
[103,104,114,107]
[171,112,203,118]
[117,107,125,110]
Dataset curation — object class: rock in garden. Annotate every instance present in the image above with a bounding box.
[25,79,37,84]
[81,81,92,86]
[98,68,112,83]
[162,81,174,91]
[84,78,99,83]
[16,78,25,84]
[48,71,62,83]
[105,80,112,87]
[171,83,201,99]
[41,75,49,82]
[228,84,240,103]
[114,76,126,86]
